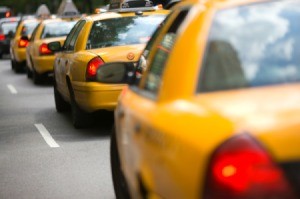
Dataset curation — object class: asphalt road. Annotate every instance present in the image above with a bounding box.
[0,59,115,199]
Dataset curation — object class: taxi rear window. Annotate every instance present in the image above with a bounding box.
[1,22,17,35]
[21,21,39,36]
[41,21,77,39]
[198,0,300,93]
[86,15,166,49]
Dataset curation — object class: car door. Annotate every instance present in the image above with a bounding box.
[26,22,41,70]
[55,20,86,99]
[117,8,190,196]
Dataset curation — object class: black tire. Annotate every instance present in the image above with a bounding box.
[11,59,15,70]
[54,82,69,113]
[0,53,3,59]
[33,69,43,85]
[67,79,94,128]
[26,66,33,79]
[111,125,131,199]
[14,61,24,73]
[70,99,93,129]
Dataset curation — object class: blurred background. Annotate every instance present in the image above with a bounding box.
[1,0,109,15]
[1,0,170,15]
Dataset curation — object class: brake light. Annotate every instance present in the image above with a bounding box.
[86,57,104,81]
[156,4,163,9]
[18,38,29,48]
[39,43,52,55]
[5,11,11,18]
[204,134,296,199]
[0,34,5,41]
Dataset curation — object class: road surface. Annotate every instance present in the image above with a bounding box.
[0,59,115,199]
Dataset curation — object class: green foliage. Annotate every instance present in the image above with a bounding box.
[1,0,109,15]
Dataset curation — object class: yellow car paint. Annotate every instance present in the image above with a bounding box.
[54,9,169,116]
[113,0,300,198]
[26,18,77,83]
[10,18,39,69]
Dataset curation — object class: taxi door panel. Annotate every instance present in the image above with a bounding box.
[119,8,191,197]
[118,90,176,198]
[55,20,86,99]
[54,51,69,100]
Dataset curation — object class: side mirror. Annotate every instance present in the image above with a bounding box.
[96,62,135,84]
[20,35,29,41]
[48,41,62,52]
[7,30,14,39]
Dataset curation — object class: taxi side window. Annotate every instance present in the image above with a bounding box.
[68,21,85,51]
[140,9,189,98]
[29,23,40,42]
[63,20,85,51]
[134,14,173,80]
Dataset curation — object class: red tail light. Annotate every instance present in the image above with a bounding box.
[204,134,296,199]
[0,34,5,41]
[5,11,11,18]
[39,43,53,55]
[18,38,29,48]
[86,57,105,81]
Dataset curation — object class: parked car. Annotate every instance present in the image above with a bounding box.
[26,18,78,84]
[0,7,11,19]
[10,18,39,72]
[98,0,300,198]
[0,17,20,59]
[49,0,169,128]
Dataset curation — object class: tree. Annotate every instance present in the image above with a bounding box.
[1,0,108,15]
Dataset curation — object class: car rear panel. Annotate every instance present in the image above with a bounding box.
[195,83,300,197]
[87,44,145,62]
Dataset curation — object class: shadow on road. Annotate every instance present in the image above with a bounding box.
[35,108,114,143]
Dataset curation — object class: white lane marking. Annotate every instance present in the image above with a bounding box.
[7,84,17,94]
[34,124,60,148]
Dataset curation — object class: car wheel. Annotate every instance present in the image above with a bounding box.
[67,80,94,128]
[54,82,69,113]
[26,66,32,79]
[0,53,3,59]
[11,60,15,70]
[111,125,131,199]
[33,69,43,85]
[70,99,93,129]
[14,61,24,73]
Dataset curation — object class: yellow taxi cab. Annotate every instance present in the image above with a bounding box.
[49,0,169,128]
[10,17,39,72]
[26,18,78,84]
[95,0,300,198]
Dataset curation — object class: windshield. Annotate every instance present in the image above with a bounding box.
[21,21,39,36]
[41,20,77,39]
[86,15,166,49]
[1,22,17,35]
[198,0,300,92]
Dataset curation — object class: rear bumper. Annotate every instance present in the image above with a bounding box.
[33,55,55,74]
[12,47,26,63]
[72,81,125,113]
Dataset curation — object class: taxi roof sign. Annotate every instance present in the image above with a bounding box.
[109,0,155,12]
[57,0,80,18]
[36,4,51,19]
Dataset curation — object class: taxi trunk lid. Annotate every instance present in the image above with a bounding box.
[197,83,300,161]
[197,83,300,197]
[43,36,66,45]
[86,44,145,62]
